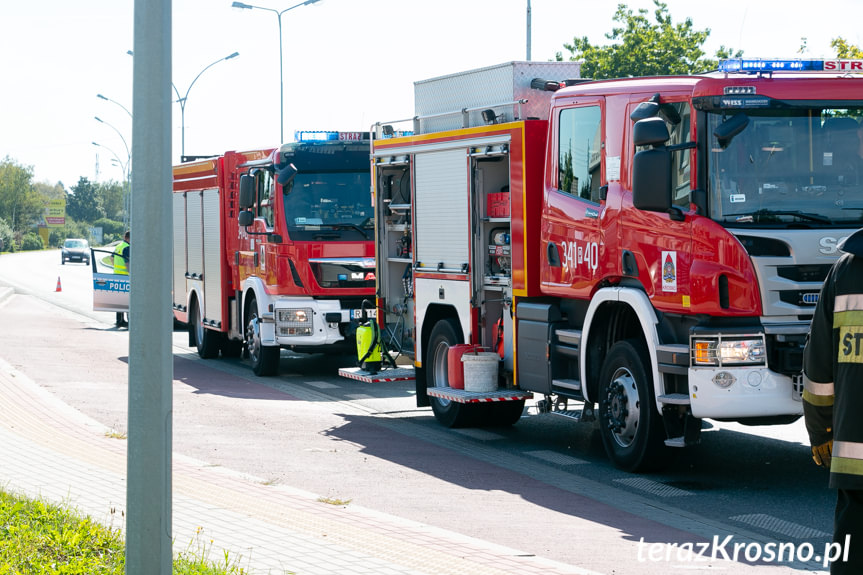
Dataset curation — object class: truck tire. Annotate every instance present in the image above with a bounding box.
[191,299,220,359]
[428,318,479,428]
[245,296,280,376]
[480,400,526,427]
[598,339,671,472]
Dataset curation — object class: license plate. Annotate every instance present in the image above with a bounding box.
[351,308,377,319]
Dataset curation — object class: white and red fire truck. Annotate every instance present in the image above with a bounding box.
[371,60,863,471]
[172,131,375,376]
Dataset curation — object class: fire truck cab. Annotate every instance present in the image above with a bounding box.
[173,131,375,376]
[372,60,863,471]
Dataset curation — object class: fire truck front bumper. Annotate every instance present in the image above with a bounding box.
[272,299,358,347]
[688,367,804,419]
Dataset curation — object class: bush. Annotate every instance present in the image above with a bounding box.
[48,228,65,248]
[19,232,44,251]
[93,217,124,239]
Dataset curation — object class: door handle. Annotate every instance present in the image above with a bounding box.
[546,242,561,267]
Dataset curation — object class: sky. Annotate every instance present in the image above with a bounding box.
[2,0,862,188]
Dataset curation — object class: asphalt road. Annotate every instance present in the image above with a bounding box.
[0,248,838,574]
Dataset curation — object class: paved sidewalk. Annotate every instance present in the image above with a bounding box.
[0,347,597,575]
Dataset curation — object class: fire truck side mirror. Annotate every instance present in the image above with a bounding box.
[632,147,672,214]
[277,163,298,185]
[238,210,254,227]
[714,112,749,149]
[632,117,669,147]
[239,175,254,209]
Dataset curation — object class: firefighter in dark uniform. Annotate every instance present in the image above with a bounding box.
[803,227,863,574]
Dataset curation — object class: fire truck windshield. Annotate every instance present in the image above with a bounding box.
[707,107,863,227]
[283,171,373,240]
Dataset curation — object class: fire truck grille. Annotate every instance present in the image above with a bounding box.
[775,265,832,283]
[310,261,376,289]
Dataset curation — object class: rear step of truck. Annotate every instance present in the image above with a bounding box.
[426,387,533,403]
[338,366,416,383]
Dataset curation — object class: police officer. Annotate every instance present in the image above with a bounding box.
[803,227,863,574]
[113,231,130,327]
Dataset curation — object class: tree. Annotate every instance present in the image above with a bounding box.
[97,180,126,222]
[831,37,863,59]
[66,177,105,223]
[556,0,739,79]
[0,157,43,233]
[0,218,12,252]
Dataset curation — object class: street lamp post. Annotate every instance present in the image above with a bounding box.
[97,93,133,119]
[95,116,131,163]
[232,0,321,143]
[92,141,131,229]
[173,52,239,161]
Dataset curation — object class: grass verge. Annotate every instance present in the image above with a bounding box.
[0,488,265,574]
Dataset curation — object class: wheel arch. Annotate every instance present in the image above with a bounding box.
[420,304,464,368]
[186,287,203,347]
[240,277,269,328]
[582,286,662,410]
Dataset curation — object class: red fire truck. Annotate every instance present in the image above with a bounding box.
[371,60,863,471]
[173,131,375,376]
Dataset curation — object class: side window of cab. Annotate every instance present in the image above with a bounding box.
[558,106,603,203]
[666,102,692,209]
[255,169,275,228]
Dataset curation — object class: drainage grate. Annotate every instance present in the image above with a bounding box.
[614,477,693,497]
[524,450,587,466]
[305,380,340,389]
[730,514,830,539]
[450,428,507,441]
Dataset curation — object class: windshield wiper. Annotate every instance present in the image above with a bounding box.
[726,209,832,224]
[319,223,370,239]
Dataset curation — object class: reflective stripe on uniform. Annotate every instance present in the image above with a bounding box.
[802,376,835,406]
[833,294,863,329]
[831,442,863,476]
[834,440,863,459]
[834,294,863,313]
[832,457,863,476]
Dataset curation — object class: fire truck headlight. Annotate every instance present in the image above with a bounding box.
[276,308,313,336]
[693,337,766,366]
[719,338,765,365]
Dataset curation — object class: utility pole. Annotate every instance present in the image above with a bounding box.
[126,0,173,572]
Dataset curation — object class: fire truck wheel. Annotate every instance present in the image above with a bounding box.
[191,298,220,359]
[428,318,480,428]
[598,339,671,472]
[245,297,280,376]
[480,400,526,427]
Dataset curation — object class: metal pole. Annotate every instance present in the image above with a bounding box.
[127,0,173,572]
[278,12,284,143]
[231,1,319,143]
[526,0,532,61]
[175,53,238,160]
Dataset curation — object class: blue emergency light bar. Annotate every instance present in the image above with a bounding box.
[719,59,863,74]
[294,130,368,142]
